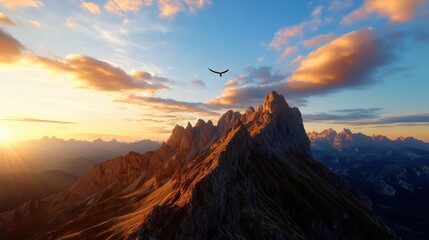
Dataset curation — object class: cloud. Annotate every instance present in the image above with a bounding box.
[117,94,218,115]
[227,66,287,88]
[342,0,427,24]
[66,18,77,28]
[34,54,171,93]
[209,28,395,108]
[191,79,206,88]
[0,0,43,8]
[0,28,25,63]
[303,108,382,122]
[278,46,298,62]
[104,0,210,17]
[158,0,211,18]
[302,33,335,47]
[287,28,393,94]
[312,5,323,17]
[2,117,76,124]
[29,19,41,28]
[81,1,101,14]
[268,24,304,51]
[352,113,429,125]
[142,126,172,134]
[269,5,325,51]
[207,66,289,108]
[105,0,151,13]
[304,111,429,126]
[0,28,173,95]
[329,0,352,11]
[0,12,15,26]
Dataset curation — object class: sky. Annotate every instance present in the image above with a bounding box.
[0,0,429,143]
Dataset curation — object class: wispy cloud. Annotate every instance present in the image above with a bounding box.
[0,28,25,63]
[191,79,206,88]
[350,113,429,125]
[81,1,101,14]
[66,18,77,28]
[269,23,304,51]
[302,33,335,47]
[2,117,76,124]
[158,0,211,18]
[269,5,325,52]
[117,94,218,115]
[0,12,15,26]
[103,0,210,18]
[278,46,298,62]
[0,0,43,9]
[304,110,429,126]
[105,0,151,14]
[342,0,427,24]
[29,19,41,28]
[329,0,353,11]
[303,108,383,122]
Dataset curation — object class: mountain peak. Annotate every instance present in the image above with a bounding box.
[263,90,288,114]
[1,91,395,240]
[341,128,353,135]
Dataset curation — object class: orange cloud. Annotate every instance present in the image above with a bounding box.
[0,28,25,63]
[103,0,210,17]
[159,0,182,17]
[208,28,395,108]
[269,24,304,51]
[0,0,43,9]
[269,5,325,51]
[81,1,101,14]
[105,0,151,13]
[158,0,211,18]
[0,12,15,26]
[278,46,298,62]
[342,0,426,24]
[303,33,335,47]
[34,54,170,93]
[288,28,390,93]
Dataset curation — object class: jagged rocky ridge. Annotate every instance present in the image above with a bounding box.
[308,128,429,153]
[0,91,396,239]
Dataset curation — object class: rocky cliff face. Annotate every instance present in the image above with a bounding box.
[0,91,396,239]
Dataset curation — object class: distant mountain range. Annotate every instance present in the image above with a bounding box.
[0,92,395,239]
[0,137,161,175]
[0,138,161,213]
[309,129,429,240]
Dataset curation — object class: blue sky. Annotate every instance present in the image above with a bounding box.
[0,0,428,142]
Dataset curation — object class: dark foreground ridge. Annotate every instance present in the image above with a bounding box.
[0,91,396,239]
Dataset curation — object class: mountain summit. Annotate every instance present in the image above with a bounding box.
[0,91,395,239]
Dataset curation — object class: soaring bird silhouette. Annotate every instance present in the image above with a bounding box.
[208,68,229,77]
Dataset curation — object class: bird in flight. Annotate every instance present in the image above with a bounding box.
[208,68,229,77]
